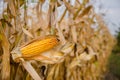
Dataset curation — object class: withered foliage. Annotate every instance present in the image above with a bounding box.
[0,0,115,80]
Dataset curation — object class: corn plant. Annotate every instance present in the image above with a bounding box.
[0,0,115,80]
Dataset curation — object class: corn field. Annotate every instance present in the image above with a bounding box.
[0,0,115,80]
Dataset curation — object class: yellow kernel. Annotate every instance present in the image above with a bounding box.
[20,36,59,57]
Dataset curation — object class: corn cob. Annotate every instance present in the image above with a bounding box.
[20,36,59,57]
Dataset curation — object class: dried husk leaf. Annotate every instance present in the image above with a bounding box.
[77,5,92,18]
[22,27,34,38]
[7,0,16,17]
[20,59,42,80]
[0,21,10,80]
[63,0,76,14]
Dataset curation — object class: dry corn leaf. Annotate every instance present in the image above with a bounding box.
[22,27,34,38]
[56,23,66,45]
[57,0,63,7]
[54,64,60,79]
[46,65,56,80]
[21,59,42,80]
[73,5,82,20]
[19,0,24,6]
[39,0,45,3]
[69,59,80,69]
[83,0,89,5]
[63,0,76,14]
[25,74,31,80]
[7,0,16,17]
[79,52,94,61]
[61,42,75,54]
[88,46,96,55]
[0,22,10,80]
[71,26,77,43]
[77,5,92,18]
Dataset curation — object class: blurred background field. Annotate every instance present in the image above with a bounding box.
[104,28,120,80]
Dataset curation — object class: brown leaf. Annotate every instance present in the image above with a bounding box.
[78,5,92,18]
[22,27,34,38]
[21,59,42,80]
[83,0,89,5]
[7,0,16,17]
[63,0,76,14]
[39,0,45,3]
[0,22,10,80]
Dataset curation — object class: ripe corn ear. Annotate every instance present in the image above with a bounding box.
[20,36,59,57]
